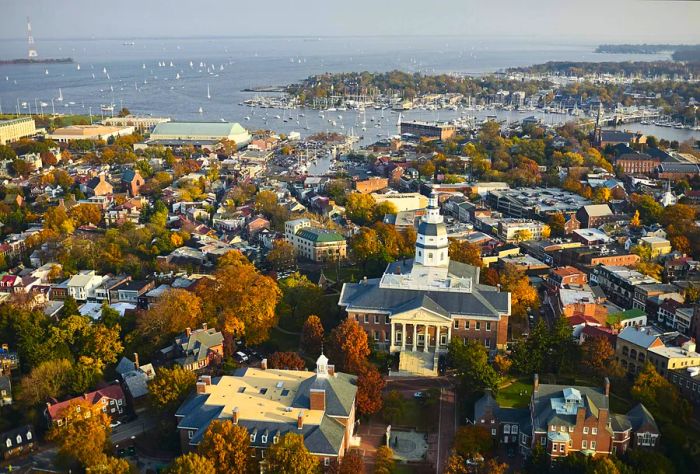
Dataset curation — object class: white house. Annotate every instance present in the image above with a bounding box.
[67,270,105,301]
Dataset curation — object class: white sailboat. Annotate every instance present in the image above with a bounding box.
[176,73,180,80]
[103,67,107,74]
[198,106,203,114]
[57,88,63,102]
[207,84,211,100]
[142,63,146,69]
[169,61,174,67]
[189,61,194,68]
[76,64,81,70]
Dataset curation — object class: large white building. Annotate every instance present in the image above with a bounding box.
[149,122,251,148]
[284,218,347,262]
[0,117,36,145]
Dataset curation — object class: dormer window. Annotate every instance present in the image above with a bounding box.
[273,435,279,444]
[250,433,256,442]
[5,439,11,448]
[261,434,268,443]
[26,432,32,440]
[16,435,22,444]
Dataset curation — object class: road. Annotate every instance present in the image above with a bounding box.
[111,412,159,444]
[386,376,457,473]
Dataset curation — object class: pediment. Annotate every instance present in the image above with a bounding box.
[391,307,451,323]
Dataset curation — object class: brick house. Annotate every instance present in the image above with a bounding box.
[0,425,35,460]
[45,385,126,427]
[475,376,659,460]
[84,173,113,197]
[122,169,145,197]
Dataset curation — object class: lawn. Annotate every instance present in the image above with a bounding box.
[259,326,300,354]
[378,396,439,432]
[496,378,532,408]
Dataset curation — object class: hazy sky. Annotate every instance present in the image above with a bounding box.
[2,0,699,42]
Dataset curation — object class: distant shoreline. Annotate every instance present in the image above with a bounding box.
[0,58,73,65]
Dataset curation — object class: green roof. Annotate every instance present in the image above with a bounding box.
[151,121,248,137]
[297,228,345,243]
[606,308,646,325]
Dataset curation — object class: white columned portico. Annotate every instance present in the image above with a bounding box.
[423,325,429,352]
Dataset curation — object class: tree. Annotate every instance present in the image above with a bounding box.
[90,456,132,473]
[631,363,691,422]
[268,351,306,370]
[581,336,623,379]
[373,201,398,222]
[18,358,73,407]
[328,318,370,373]
[548,212,566,237]
[453,425,493,459]
[479,459,508,474]
[267,240,296,271]
[622,449,675,474]
[630,210,641,228]
[382,390,406,424]
[448,339,500,393]
[0,144,17,161]
[499,263,539,320]
[346,193,377,225]
[196,251,281,345]
[137,288,204,346]
[167,453,216,474]
[265,432,319,474]
[373,446,395,474]
[356,364,385,416]
[492,353,512,376]
[513,229,532,242]
[444,453,469,474]
[278,273,324,329]
[338,449,365,474]
[671,235,691,254]
[448,240,482,267]
[636,261,663,281]
[197,420,252,474]
[350,227,381,264]
[301,315,324,357]
[47,399,112,469]
[148,366,197,412]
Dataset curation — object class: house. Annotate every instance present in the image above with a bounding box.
[476,376,659,459]
[121,169,145,196]
[0,425,35,460]
[161,324,224,371]
[285,218,347,263]
[639,237,672,258]
[66,270,105,301]
[116,353,156,401]
[175,354,357,468]
[548,266,587,288]
[339,193,510,375]
[110,279,156,304]
[576,204,614,229]
[84,173,113,197]
[45,385,126,426]
[572,228,612,246]
[615,153,660,176]
[0,344,19,375]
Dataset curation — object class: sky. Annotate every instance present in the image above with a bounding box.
[1,0,699,42]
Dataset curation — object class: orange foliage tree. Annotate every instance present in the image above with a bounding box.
[328,318,370,374]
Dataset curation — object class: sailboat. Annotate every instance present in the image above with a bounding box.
[207,84,211,100]
[103,67,107,74]
[176,73,180,80]
[142,63,146,69]
[169,61,174,67]
[189,61,194,68]
[57,88,63,102]
[44,69,48,75]
[198,106,203,114]
[76,64,81,70]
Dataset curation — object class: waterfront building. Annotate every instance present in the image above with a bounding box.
[149,122,251,148]
[49,124,135,143]
[399,120,456,141]
[103,115,171,131]
[0,117,36,145]
[339,193,510,376]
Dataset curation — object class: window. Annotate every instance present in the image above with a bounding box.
[26,432,32,441]
[568,426,574,432]
[476,322,481,331]
[465,321,470,330]
[541,437,546,445]
[485,339,491,348]
[583,427,589,434]
[486,322,491,331]
[364,315,369,324]
[512,425,518,434]
[324,458,330,466]
[582,440,587,449]
[592,428,597,435]
[261,435,268,443]
[428,252,433,259]
[504,425,511,434]
[491,428,497,436]
[560,426,566,432]
[552,443,558,452]
[591,441,596,450]
[273,436,279,444]
[454,320,459,329]
[550,425,556,432]
[374,315,379,324]
[5,439,11,448]
[250,434,256,442]
[374,331,379,341]
[385,316,389,325]
[259,388,268,395]
[188,430,194,439]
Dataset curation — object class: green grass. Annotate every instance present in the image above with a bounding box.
[380,397,439,432]
[496,378,532,408]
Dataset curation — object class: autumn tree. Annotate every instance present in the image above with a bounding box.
[444,452,469,474]
[350,227,381,266]
[328,318,370,373]
[479,459,509,474]
[373,446,395,474]
[513,229,532,242]
[18,358,73,407]
[47,399,112,469]
[356,364,385,416]
[631,362,691,422]
[167,453,216,474]
[346,193,377,225]
[629,210,641,228]
[301,315,324,357]
[197,420,253,474]
[382,390,406,424]
[548,212,566,237]
[453,425,493,459]
[581,336,623,379]
[267,240,296,271]
[148,366,197,412]
[499,263,539,320]
[492,353,512,376]
[196,251,281,345]
[268,351,306,370]
[278,273,324,329]
[138,288,205,346]
[338,448,365,474]
[671,235,691,254]
[265,432,319,474]
[448,240,483,267]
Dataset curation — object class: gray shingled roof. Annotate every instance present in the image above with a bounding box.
[531,384,608,432]
[292,373,357,417]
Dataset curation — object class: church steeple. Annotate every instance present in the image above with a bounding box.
[414,192,449,267]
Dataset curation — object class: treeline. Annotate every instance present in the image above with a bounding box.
[594,44,700,54]
[508,60,700,77]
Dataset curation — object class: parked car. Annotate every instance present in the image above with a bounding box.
[235,351,249,362]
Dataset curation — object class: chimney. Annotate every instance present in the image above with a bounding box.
[202,322,208,331]
[133,353,139,370]
[201,375,212,386]
[533,373,539,393]
[185,327,191,337]
[310,389,326,411]
[261,358,268,370]
[297,410,304,430]
[327,364,335,377]
[196,382,207,394]
[232,406,239,424]
[604,377,610,397]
